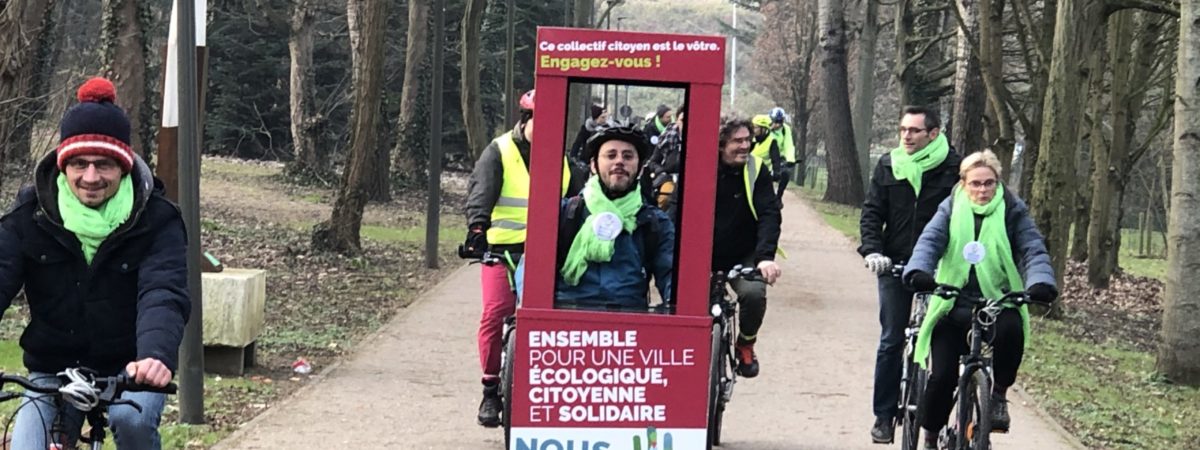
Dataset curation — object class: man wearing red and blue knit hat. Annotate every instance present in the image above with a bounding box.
[0,77,189,450]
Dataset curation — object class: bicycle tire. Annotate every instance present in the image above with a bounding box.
[970,371,991,450]
[501,327,516,448]
[900,362,927,450]
[707,324,722,449]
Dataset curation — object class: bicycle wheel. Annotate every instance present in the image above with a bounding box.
[501,326,516,448]
[707,324,722,449]
[969,371,991,450]
[899,361,927,450]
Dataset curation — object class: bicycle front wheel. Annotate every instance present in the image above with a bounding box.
[899,361,927,450]
[707,323,725,448]
[969,371,991,450]
[501,326,516,447]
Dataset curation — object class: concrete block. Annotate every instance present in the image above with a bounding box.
[201,268,266,348]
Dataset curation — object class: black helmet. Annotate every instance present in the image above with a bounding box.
[582,126,651,165]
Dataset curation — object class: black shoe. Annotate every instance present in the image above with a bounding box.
[990,394,1010,431]
[477,384,502,427]
[735,341,759,378]
[870,417,895,444]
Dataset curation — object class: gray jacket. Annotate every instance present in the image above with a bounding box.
[903,188,1056,291]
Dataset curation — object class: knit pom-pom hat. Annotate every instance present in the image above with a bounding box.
[56,77,134,173]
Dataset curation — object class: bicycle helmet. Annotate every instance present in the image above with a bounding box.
[582,126,651,166]
[519,90,535,112]
[751,114,772,128]
[769,107,786,123]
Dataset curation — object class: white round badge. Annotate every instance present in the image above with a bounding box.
[963,241,986,265]
[592,212,623,241]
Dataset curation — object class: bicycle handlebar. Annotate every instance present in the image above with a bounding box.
[931,285,1049,308]
[0,371,177,398]
[723,265,764,282]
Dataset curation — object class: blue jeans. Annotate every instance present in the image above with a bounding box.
[873,274,914,419]
[12,372,166,450]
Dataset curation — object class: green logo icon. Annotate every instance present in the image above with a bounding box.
[631,426,673,450]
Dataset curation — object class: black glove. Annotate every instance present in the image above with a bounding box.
[457,225,488,259]
[908,271,937,292]
[1027,283,1058,303]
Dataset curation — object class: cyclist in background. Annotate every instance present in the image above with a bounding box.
[861,105,961,444]
[461,89,583,427]
[0,77,189,449]
[767,107,796,200]
[902,150,1057,449]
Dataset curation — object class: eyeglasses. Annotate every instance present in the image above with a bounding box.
[899,127,929,135]
[967,179,998,189]
[66,158,121,174]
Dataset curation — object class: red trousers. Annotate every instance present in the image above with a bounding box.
[478,263,516,382]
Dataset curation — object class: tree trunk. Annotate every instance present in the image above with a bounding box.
[819,0,865,206]
[1018,0,1058,196]
[894,0,953,107]
[1157,0,1200,385]
[100,0,150,160]
[951,0,986,155]
[392,0,431,185]
[852,0,879,190]
[1071,33,1108,265]
[345,0,389,201]
[286,0,324,178]
[0,0,55,174]
[979,0,1015,173]
[313,0,387,254]
[1029,0,1107,289]
[461,0,487,160]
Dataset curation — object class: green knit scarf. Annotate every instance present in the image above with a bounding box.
[654,116,667,134]
[57,173,134,264]
[915,184,1030,368]
[560,176,643,286]
[890,133,949,196]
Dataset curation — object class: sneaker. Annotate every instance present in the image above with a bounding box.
[735,340,759,378]
[990,394,1010,432]
[477,384,502,427]
[870,417,894,444]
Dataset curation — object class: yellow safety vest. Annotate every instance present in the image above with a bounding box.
[772,124,796,164]
[488,132,571,245]
[750,134,776,170]
[743,154,764,220]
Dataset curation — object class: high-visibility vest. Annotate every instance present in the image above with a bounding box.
[750,134,776,169]
[772,124,796,163]
[487,132,571,245]
[744,154,764,220]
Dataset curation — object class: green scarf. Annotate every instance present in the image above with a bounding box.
[914,184,1030,369]
[654,116,667,134]
[889,133,949,196]
[57,173,134,264]
[560,176,643,286]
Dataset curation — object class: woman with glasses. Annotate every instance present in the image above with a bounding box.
[901,150,1058,450]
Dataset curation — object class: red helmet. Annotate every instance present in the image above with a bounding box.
[519,90,535,112]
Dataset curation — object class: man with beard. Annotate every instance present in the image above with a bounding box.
[552,126,675,309]
[711,116,783,378]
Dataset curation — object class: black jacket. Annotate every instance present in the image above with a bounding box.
[712,158,782,270]
[464,121,585,254]
[0,152,190,375]
[858,149,962,263]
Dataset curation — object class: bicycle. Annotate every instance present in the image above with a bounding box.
[706,265,762,448]
[928,285,1044,450]
[0,368,177,450]
[892,264,931,450]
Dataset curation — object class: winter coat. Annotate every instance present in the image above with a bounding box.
[903,187,1057,294]
[465,121,586,255]
[712,158,782,270]
[858,150,962,263]
[0,151,190,376]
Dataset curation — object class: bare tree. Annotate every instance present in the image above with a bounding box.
[286,0,324,178]
[312,0,387,254]
[100,0,152,160]
[461,0,487,159]
[1158,0,1200,385]
[755,0,819,186]
[852,0,881,189]
[345,0,390,201]
[392,0,431,185]
[950,0,986,155]
[0,0,56,176]
[819,0,866,205]
[893,0,955,107]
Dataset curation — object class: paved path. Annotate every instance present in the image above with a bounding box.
[215,191,1084,450]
